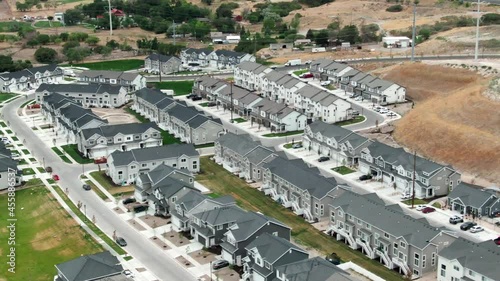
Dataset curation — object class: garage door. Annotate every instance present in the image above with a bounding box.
[198,235,206,247]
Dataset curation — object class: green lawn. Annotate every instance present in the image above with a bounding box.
[0,21,34,33]
[402,198,428,205]
[197,157,404,281]
[152,81,194,96]
[61,144,93,164]
[5,129,13,134]
[331,166,355,175]
[174,70,206,75]
[36,167,46,173]
[125,107,181,144]
[293,69,309,76]
[283,141,302,149]
[70,59,144,71]
[22,168,35,175]
[22,149,30,155]
[0,186,103,281]
[194,142,215,149]
[53,186,127,255]
[262,130,304,137]
[85,180,109,200]
[89,171,135,196]
[335,116,366,126]
[11,136,19,141]
[18,159,28,165]
[34,21,63,28]
[232,117,247,123]
[0,121,6,127]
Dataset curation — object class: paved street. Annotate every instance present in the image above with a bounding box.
[2,94,198,281]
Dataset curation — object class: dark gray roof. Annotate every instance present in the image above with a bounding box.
[55,251,123,281]
[263,157,338,199]
[135,88,173,105]
[448,183,497,208]
[0,64,58,80]
[146,53,180,62]
[146,163,188,186]
[273,257,354,281]
[109,144,199,166]
[81,122,159,139]
[214,49,246,58]
[236,61,269,74]
[154,177,193,199]
[193,206,247,226]
[245,146,276,165]
[184,48,213,55]
[216,133,261,156]
[37,83,123,95]
[186,114,222,129]
[0,157,17,172]
[228,211,289,242]
[177,190,208,212]
[439,238,500,281]
[79,70,140,81]
[167,105,201,122]
[330,190,444,249]
[246,233,307,264]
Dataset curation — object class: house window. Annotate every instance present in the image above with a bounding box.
[469,270,475,277]
[414,253,420,267]
[117,138,122,142]
[440,264,446,277]
[422,255,426,268]
[216,225,223,230]
[265,262,271,269]
[130,165,136,169]
[393,243,398,255]
[173,164,177,167]
[413,269,419,277]
[453,265,459,271]
[384,232,390,239]
[141,163,147,167]
[127,137,131,140]
[400,241,406,249]
[330,211,335,223]
[189,178,193,183]
[357,219,362,225]
[365,223,371,230]
[193,164,198,169]
[181,158,187,163]
[431,253,436,266]
[338,210,343,217]
[347,214,353,221]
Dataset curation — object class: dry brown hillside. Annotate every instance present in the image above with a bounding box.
[381,63,500,184]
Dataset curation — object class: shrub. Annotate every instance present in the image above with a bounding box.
[386,4,403,12]
[35,47,58,63]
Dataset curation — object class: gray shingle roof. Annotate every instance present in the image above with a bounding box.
[55,251,123,281]
[81,122,159,140]
[214,49,246,58]
[439,238,500,281]
[229,211,289,242]
[0,64,58,80]
[186,114,222,129]
[273,257,354,281]
[448,182,497,208]
[146,163,189,185]
[167,105,201,122]
[308,121,352,141]
[154,177,193,199]
[246,233,307,264]
[109,144,199,166]
[36,83,123,95]
[216,133,261,156]
[79,70,140,81]
[330,190,444,249]
[0,157,17,172]
[263,157,338,199]
[237,61,268,74]
[245,146,276,165]
[146,53,179,62]
[135,88,173,105]
[193,206,247,226]
[177,189,208,212]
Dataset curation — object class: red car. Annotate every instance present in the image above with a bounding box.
[494,237,500,245]
[52,174,60,181]
[421,207,436,214]
[300,73,314,78]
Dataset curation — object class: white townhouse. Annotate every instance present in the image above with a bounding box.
[0,64,63,92]
[77,122,162,159]
[78,70,146,92]
[35,84,128,108]
[234,61,272,91]
[144,53,182,74]
[179,48,213,67]
[294,85,352,123]
[132,88,176,123]
[206,49,256,70]
[106,144,200,185]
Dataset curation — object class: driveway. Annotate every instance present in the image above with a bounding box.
[2,94,198,281]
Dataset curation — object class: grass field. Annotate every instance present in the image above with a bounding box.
[334,116,366,126]
[85,180,109,200]
[0,93,17,103]
[232,117,247,123]
[0,21,34,33]
[0,186,103,281]
[293,69,309,76]
[283,141,302,149]
[34,21,64,28]
[61,144,93,164]
[70,59,144,71]
[197,157,404,281]
[331,166,355,175]
[89,171,135,196]
[263,130,303,137]
[152,81,194,96]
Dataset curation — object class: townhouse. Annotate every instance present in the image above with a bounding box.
[132,88,176,123]
[0,143,21,190]
[311,58,405,105]
[192,75,227,100]
[241,233,309,281]
[233,61,272,91]
[40,94,108,143]
[0,64,63,92]
[437,238,500,281]
[36,84,128,108]
[261,156,341,222]
[328,189,457,278]
[144,53,182,74]
[293,85,352,123]
[54,251,124,281]
[220,211,291,266]
[447,182,500,217]
[78,70,146,92]
[180,48,213,67]
[359,141,461,199]
[106,144,199,185]
[134,163,194,202]
[77,122,162,159]
[275,257,356,281]
[302,121,371,167]
[206,49,256,70]
[171,190,236,232]
[214,133,278,182]
[249,99,307,132]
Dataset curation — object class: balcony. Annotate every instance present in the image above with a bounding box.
[392,257,410,276]
[302,208,314,223]
[375,248,393,269]
[356,238,375,259]
[330,225,356,249]
[222,162,240,173]
[291,201,303,215]
[280,195,292,208]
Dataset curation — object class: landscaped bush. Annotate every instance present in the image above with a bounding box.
[34,47,58,63]
[386,4,403,12]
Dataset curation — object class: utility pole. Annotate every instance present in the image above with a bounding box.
[474,0,481,60]
[108,0,113,36]
[411,151,416,209]
[230,81,234,123]
[172,21,177,45]
[159,58,162,82]
[410,3,416,62]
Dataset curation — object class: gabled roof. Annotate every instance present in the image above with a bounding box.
[246,233,307,264]
[193,206,247,226]
[55,251,123,281]
[109,144,199,166]
[177,189,208,212]
[167,105,201,122]
[439,238,500,281]
[146,163,190,186]
[330,190,446,249]
[263,157,338,199]
[135,88,173,105]
[245,146,276,165]
[146,53,179,62]
[214,49,246,58]
[183,48,213,55]
[154,177,193,199]
[81,122,159,140]
[0,64,59,80]
[79,70,140,81]
[228,211,289,242]
[186,114,222,129]
[216,133,261,156]
[236,61,268,74]
[307,121,352,141]
[36,83,124,95]
[448,182,497,208]
[0,157,17,172]
[273,257,354,281]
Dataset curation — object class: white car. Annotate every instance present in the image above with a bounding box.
[354,96,363,101]
[11,153,20,159]
[470,226,484,233]
[123,269,134,278]
[320,80,331,86]
[415,205,427,211]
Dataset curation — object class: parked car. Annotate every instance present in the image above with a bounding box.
[299,73,313,78]
[133,205,148,213]
[318,156,330,162]
[11,153,20,159]
[82,184,91,191]
[386,112,397,117]
[212,260,229,270]
[122,197,136,205]
[351,110,360,116]
[186,94,197,99]
[122,269,134,278]
[52,174,60,181]
[325,252,341,265]
[493,236,500,245]
[489,211,500,218]
[449,215,464,224]
[460,222,477,231]
[354,96,363,101]
[207,102,217,107]
[470,226,484,233]
[115,237,127,246]
[358,174,372,181]
[421,207,436,214]
[415,205,427,211]
[292,143,303,149]
[304,60,312,65]
[320,80,331,86]
[191,96,202,101]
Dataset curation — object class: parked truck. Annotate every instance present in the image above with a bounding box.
[284,59,301,66]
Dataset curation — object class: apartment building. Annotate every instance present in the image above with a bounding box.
[0,64,63,92]
[36,84,128,108]
[78,70,146,92]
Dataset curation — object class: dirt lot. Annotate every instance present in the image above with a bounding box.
[373,62,500,185]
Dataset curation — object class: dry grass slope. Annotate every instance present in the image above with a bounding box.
[382,63,500,183]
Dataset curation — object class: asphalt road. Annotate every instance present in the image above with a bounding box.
[2,95,197,281]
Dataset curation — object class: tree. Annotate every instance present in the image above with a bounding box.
[215,4,233,19]
[360,23,380,43]
[306,29,315,41]
[16,1,30,11]
[85,36,100,46]
[315,29,330,47]
[201,0,212,5]
[35,47,57,63]
[59,32,69,42]
[47,16,54,21]
[338,25,360,44]
[26,38,39,48]
[36,34,50,45]
[65,47,91,63]
[64,9,84,26]
[106,39,120,50]
[36,3,42,10]
[418,28,431,41]
[290,13,301,30]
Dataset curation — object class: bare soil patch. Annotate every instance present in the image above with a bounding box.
[92,107,139,124]
[188,249,218,265]
[139,214,170,228]
[150,236,170,250]
[127,219,147,231]
[175,255,195,268]
[213,267,241,281]
[163,230,191,247]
